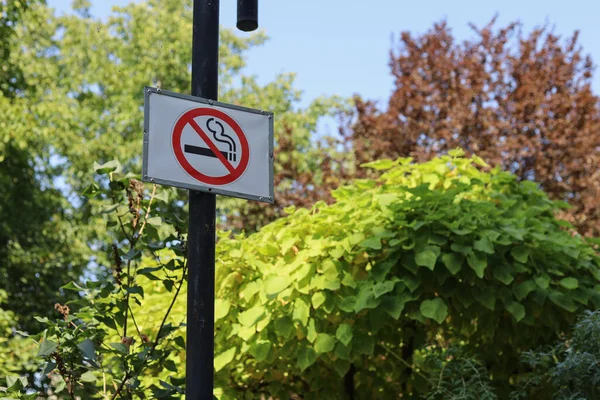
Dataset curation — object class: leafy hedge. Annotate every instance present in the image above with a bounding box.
[5,151,599,399]
[211,150,600,399]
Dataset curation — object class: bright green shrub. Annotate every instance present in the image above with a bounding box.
[211,149,600,399]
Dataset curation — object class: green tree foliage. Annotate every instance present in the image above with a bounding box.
[0,0,41,93]
[0,0,89,339]
[0,0,343,377]
[10,152,598,398]
[8,0,346,233]
[0,290,37,379]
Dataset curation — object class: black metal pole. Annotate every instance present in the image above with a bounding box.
[187,0,219,399]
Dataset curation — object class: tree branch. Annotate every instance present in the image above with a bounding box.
[136,184,157,241]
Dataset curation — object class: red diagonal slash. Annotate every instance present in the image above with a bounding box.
[188,118,236,174]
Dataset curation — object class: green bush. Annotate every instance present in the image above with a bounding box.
[211,149,600,399]
[3,151,599,399]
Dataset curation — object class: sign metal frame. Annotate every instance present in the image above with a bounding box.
[142,86,274,203]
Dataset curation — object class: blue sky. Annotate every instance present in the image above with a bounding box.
[48,0,600,108]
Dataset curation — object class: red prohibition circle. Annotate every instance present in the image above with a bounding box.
[172,107,250,186]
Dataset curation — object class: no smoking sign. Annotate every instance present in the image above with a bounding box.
[173,108,249,185]
[143,87,274,202]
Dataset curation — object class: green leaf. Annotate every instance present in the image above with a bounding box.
[153,189,169,203]
[77,339,97,361]
[238,306,265,327]
[174,336,186,349]
[126,285,144,297]
[123,248,142,261]
[274,316,294,338]
[400,275,421,292]
[341,271,357,288]
[297,345,317,371]
[260,242,280,256]
[472,154,489,167]
[474,237,494,254]
[6,375,27,390]
[505,301,526,322]
[376,193,400,207]
[549,292,578,312]
[164,360,177,372]
[441,253,464,275]
[450,243,472,253]
[293,298,310,326]
[334,359,351,377]
[467,252,487,278]
[415,246,439,270]
[338,296,356,313]
[513,280,537,300]
[336,324,353,346]
[349,232,365,245]
[80,371,96,383]
[110,343,129,354]
[535,275,550,289]
[147,216,162,226]
[100,203,119,214]
[82,182,100,198]
[354,284,380,312]
[448,148,465,157]
[511,246,530,263]
[380,295,406,319]
[162,279,174,292]
[93,159,121,174]
[137,266,162,275]
[34,316,51,324]
[373,280,396,298]
[450,227,473,235]
[420,298,448,324]
[249,341,271,362]
[473,288,495,311]
[215,299,231,321]
[307,318,317,343]
[214,347,236,372]
[493,266,514,285]
[37,339,58,357]
[335,342,352,360]
[554,200,572,209]
[55,376,66,393]
[559,277,579,290]
[314,333,335,354]
[42,361,57,376]
[360,236,382,250]
[283,205,296,214]
[311,292,326,309]
[61,281,85,291]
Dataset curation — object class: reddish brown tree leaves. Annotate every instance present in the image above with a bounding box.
[349,19,600,236]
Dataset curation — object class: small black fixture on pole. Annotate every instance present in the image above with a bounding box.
[237,0,258,32]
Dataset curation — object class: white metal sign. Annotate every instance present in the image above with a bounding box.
[142,87,274,202]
